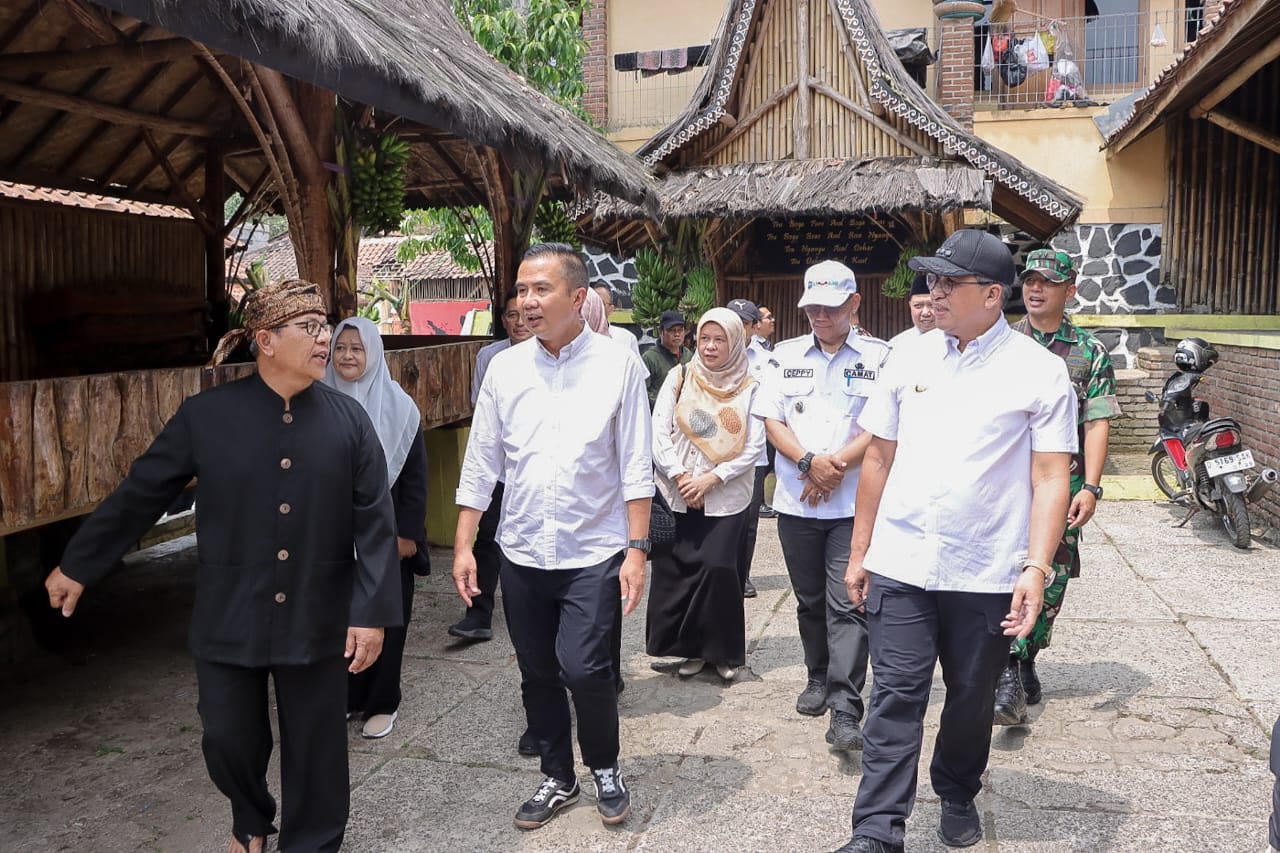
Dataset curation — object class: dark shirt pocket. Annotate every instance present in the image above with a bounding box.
[191,562,262,650]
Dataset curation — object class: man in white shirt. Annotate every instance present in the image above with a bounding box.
[453,243,653,832]
[449,288,533,643]
[592,283,642,356]
[754,305,779,519]
[886,274,935,347]
[751,261,890,755]
[833,230,1076,853]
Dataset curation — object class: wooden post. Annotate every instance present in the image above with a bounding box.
[795,0,810,160]
[204,145,227,349]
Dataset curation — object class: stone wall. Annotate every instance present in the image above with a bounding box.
[1111,365,1162,454]
[584,247,638,307]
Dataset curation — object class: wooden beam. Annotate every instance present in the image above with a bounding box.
[1190,36,1280,119]
[204,144,228,346]
[223,167,271,235]
[702,82,799,161]
[795,0,811,160]
[11,22,151,170]
[57,58,177,173]
[0,162,185,206]
[55,0,125,44]
[1202,109,1280,156]
[0,38,197,76]
[424,137,487,205]
[810,78,932,156]
[826,0,880,114]
[142,129,215,234]
[0,76,221,137]
[97,69,206,185]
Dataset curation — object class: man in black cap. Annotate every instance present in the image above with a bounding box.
[642,309,693,409]
[888,274,936,346]
[832,229,1076,853]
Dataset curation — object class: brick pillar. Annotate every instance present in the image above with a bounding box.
[938,20,976,129]
[582,0,608,128]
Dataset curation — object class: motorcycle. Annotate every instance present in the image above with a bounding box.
[1145,337,1277,548]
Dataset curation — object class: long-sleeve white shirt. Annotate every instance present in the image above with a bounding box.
[857,320,1078,593]
[470,338,511,406]
[651,366,766,517]
[457,324,654,569]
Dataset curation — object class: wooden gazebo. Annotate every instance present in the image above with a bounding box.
[583,0,1083,339]
[0,0,654,541]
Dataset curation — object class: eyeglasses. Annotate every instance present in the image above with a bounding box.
[276,319,331,338]
[925,273,999,296]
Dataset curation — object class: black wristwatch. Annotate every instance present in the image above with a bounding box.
[1081,483,1103,500]
[628,538,651,554]
[797,452,815,474]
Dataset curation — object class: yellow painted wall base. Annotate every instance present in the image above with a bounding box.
[425,426,468,547]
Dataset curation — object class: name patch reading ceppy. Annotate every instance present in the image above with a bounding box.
[783,368,814,379]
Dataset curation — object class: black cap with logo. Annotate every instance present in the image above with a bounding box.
[908,230,1017,288]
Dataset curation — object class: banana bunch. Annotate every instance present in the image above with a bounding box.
[631,247,682,333]
[533,201,580,249]
[678,264,716,328]
[351,132,410,233]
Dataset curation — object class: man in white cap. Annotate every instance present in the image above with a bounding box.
[751,260,890,755]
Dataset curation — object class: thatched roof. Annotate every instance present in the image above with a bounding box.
[0,0,652,211]
[1104,0,1279,151]
[591,158,988,220]
[620,0,1081,239]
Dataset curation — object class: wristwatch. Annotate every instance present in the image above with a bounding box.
[797,452,815,474]
[627,538,651,554]
[1081,483,1103,499]
[1023,560,1057,588]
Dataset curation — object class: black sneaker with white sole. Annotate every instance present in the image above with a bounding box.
[591,764,631,825]
[513,776,579,830]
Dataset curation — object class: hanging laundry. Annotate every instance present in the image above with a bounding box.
[613,52,638,72]
[688,44,712,66]
[638,50,662,71]
[661,46,688,70]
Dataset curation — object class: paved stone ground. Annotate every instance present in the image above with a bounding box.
[0,500,1275,852]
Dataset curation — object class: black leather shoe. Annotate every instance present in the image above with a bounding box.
[758,504,777,518]
[796,679,827,716]
[992,660,1027,725]
[1020,658,1042,704]
[448,619,493,642]
[830,836,905,853]
[743,579,758,598]
[937,799,982,847]
[517,728,538,756]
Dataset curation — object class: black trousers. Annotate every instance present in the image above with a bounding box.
[777,513,867,718]
[349,564,415,717]
[195,656,349,852]
[851,574,1012,846]
[463,481,506,627]
[737,464,769,589]
[500,552,624,782]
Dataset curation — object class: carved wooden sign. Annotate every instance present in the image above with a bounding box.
[753,216,910,273]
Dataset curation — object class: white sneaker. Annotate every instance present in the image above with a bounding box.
[716,664,738,682]
[362,712,397,738]
[677,658,706,677]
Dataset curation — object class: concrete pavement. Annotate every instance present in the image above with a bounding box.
[0,499,1275,851]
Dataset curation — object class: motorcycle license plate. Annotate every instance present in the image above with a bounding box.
[1204,449,1254,476]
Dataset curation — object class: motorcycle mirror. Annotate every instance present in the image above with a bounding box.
[1144,391,1156,403]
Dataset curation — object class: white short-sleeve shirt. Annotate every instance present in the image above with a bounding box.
[858,319,1078,593]
[751,329,891,519]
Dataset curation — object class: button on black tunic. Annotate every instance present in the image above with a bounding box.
[60,373,402,667]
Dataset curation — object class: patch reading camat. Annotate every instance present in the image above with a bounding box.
[719,409,743,434]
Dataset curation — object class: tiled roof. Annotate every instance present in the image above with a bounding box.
[230,234,487,284]
[0,181,191,218]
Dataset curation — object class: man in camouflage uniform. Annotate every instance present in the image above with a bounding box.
[994,249,1122,725]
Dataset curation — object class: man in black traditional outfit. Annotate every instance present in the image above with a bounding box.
[44,280,403,853]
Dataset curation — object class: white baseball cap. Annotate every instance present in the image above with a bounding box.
[799,260,858,308]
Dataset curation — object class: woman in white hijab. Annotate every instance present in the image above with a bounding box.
[323,316,428,739]
[647,308,766,682]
